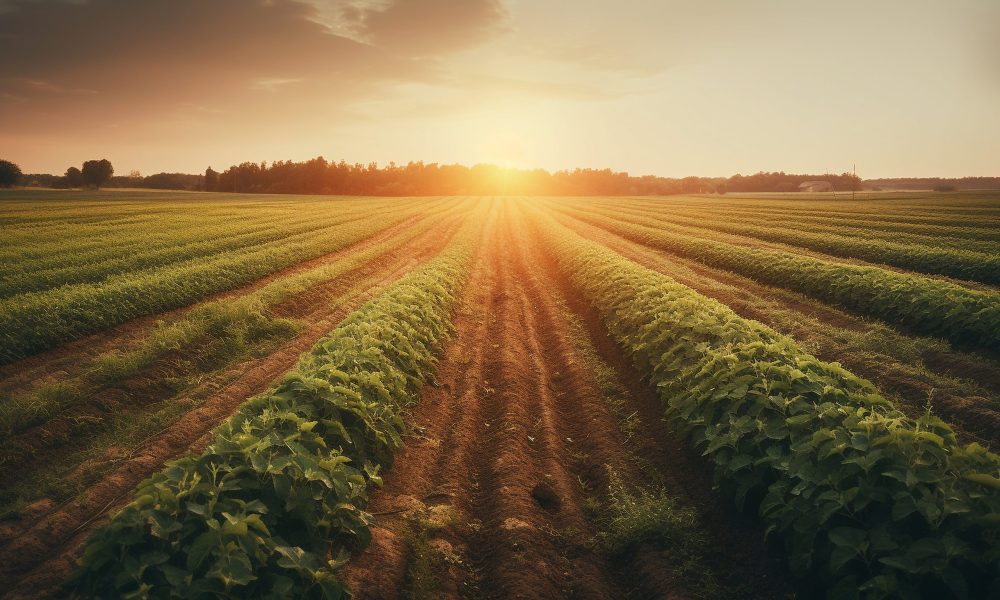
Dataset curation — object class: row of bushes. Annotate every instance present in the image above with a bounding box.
[1,214,373,298]
[0,210,418,363]
[533,208,1000,598]
[69,213,482,597]
[559,206,1000,352]
[597,203,1000,284]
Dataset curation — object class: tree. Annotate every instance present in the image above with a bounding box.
[65,166,83,188]
[0,159,22,187]
[81,159,114,188]
[204,167,219,192]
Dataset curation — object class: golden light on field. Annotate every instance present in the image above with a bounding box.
[480,133,526,169]
[2,4,999,597]
[1,0,998,177]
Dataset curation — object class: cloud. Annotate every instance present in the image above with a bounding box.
[251,78,303,92]
[343,0,507,57]
[0,0,433,135]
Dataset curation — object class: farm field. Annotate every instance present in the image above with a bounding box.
[1,190,999,599]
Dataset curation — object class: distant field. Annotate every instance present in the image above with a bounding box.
[1,190,999,599]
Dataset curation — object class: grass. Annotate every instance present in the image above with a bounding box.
[402,522,444,600]
[552,290,729,596]
[595,468,728,599]
[0,380,83,437]
[597,468,702,553]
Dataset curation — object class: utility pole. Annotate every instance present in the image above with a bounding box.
[852,163,856,201]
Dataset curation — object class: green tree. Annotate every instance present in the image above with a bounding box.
[81,159,114,189]
[65,166,83,188]
[0,160,22,188]
[204,167,219,191]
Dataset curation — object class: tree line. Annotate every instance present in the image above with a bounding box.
[7,159,115,189]
[721,171,861,193]
[206,158,713,195]
[204,157,864,196]
[14,163,201,191]
[0,155,929,196]
[864,177,1000,192]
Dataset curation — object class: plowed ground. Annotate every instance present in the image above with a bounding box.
[342,202,790,599]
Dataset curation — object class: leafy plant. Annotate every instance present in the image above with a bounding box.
[69,217,482,598]
[560,205,1000,351]
[534,208,1000,598]
[584,201,1000,283]
[0,199,429,363]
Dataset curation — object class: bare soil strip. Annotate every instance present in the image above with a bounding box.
[341,202,789,599]
[0,214,464,599]
[556,211,1000,447]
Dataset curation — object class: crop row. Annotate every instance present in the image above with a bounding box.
[533,208,1000,598]
[577,202,1000,285]
[610,197,1000,238]
[556,206,1000,351]
[584,199,1000,254]
[0,196,414,256]
[0,197,434,294]
[2,210,321,271]
[0,197,424,264]
[0,210,421,364]
[0,215,385,298]
[0,205,464,451]
[69,211,483,598]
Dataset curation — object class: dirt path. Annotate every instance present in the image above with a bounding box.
[341,201,789,599]
[0,213,464,600]
[555,210,1000,447]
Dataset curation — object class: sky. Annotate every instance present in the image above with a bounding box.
[1,0,998,178]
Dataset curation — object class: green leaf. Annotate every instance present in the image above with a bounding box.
[828,527,867,552]
[964,472,1000,490]
[186,531,218,571]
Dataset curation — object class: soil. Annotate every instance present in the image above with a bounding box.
[340,202,791,599]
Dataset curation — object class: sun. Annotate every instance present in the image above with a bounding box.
[481,131,527,168]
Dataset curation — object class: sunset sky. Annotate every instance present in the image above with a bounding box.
[2,0,998,178]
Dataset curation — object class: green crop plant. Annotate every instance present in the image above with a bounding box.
[0,203,434,363]
[531,207,1000,598]
[68,212,485,598]
[575,202,1000,285]
[556,205,1000,352]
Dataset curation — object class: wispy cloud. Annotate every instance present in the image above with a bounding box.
[251,78,303,92]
